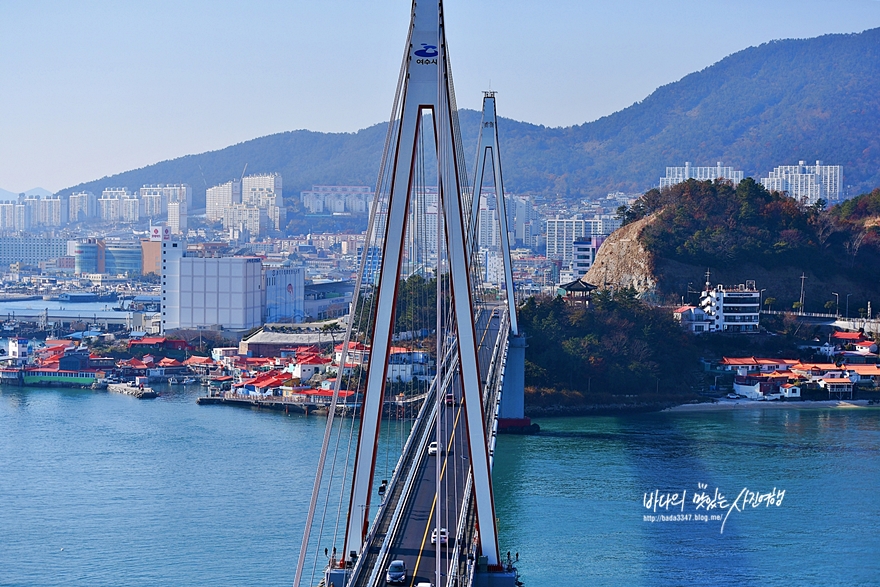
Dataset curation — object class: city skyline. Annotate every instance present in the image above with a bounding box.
[2,1,879,193]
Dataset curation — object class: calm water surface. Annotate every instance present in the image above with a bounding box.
[2,387,879,586]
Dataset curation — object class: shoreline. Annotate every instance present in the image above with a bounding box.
[524,398,879,418]
[662,398,876,412]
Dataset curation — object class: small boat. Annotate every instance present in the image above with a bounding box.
[182,377,197,384]
[169,377,180,385]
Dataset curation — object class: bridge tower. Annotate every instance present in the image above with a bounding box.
[339,0,500,570]
[471,93,530,431]
[293,3,521,586]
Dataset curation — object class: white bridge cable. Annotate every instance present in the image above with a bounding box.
[292,17,412,585]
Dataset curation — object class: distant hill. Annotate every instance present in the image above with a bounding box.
[0,187,53,201]
[58,27,880,207]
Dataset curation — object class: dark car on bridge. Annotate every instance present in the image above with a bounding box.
[386,559,407,584]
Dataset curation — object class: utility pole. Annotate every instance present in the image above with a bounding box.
[799,273,807,314]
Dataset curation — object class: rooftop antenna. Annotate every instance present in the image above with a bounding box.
[705,268,711,291]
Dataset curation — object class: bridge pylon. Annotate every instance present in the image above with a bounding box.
[340,0,499,571]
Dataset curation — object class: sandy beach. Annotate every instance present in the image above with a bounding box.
[664,399,877,412]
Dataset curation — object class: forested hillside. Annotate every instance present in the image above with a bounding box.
[614,180,880,312]
[58,28,880,207]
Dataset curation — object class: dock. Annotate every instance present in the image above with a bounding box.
[196,394,327,414]
[108,382,158,399]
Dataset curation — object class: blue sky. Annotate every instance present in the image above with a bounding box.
[2,0,879,193]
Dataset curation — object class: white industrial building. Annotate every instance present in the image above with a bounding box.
[660,162,744,189]
[264,266,305,323]
[160,240,263,332]
[761,160,842,205]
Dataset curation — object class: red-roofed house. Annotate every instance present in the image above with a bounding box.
[334,342,370,365]
[289,355,331,381]
[831,331,867,344]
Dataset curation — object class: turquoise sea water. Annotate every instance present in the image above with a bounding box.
[2,387,879,586]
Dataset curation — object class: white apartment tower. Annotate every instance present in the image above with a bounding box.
[545,215,621,263]
[121,196,140,223]
[69,192,97,222]
[660,162,744,189]
[167,201,187,235]
[300,185,374,214]
[206,180,241,222]
[761,161,842,205]
[139,184,191,214]
[223,204,268,236]
[242,173,283,230]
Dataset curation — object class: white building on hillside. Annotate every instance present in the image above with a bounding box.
[699,279,760,333]
[761,160,842,205]
[660,162,744,189]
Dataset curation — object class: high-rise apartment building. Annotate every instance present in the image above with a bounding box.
[545,215,621,263]
[242,173,283,230]
[0,204,15,231]
[660,162,744,189]
[167,201,187,235]
[478,194,500,250]
[14,203,31,231]
[509,195,539,249]
[223,204,268,237]
[206,180,241,222]
[69,192,97,222]
[139,184,191,214]
[38,196,65,226]
[121,196,140,223]
[141,193,164,217]
[300,185,373,214]
[761,160,842,205]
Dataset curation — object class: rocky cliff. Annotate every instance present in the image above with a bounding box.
[585,215,658,294]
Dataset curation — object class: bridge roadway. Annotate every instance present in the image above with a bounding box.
[349,307,503,587]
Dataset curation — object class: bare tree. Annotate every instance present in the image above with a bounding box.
[844,229,868,267]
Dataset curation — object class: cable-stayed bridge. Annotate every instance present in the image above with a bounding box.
[293,3,526,586]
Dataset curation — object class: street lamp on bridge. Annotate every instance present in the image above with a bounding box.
[832,292,839,318]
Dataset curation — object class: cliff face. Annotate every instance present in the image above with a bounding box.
[585,215,658,294]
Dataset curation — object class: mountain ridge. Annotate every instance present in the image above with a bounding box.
[56,27,880,208]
